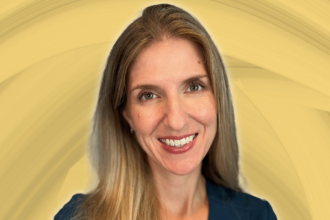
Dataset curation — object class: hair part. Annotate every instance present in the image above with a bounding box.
[74,4,242,220]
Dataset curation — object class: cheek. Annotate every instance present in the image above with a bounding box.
[188,95,217,126]
[131,105,163,134]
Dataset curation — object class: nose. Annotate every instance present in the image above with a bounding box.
[163,94,189,131]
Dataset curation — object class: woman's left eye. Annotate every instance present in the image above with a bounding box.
[187,84,203,92]
[140,92,156,100]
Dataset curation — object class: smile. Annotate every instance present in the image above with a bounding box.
[159,134,198,148]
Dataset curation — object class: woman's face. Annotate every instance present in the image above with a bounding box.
[122,38,217,176]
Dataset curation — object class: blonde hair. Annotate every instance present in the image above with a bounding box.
[75,4,242,220]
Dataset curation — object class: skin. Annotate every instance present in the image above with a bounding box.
[122,38,217,220]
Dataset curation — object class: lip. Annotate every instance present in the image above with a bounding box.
[158,133,198,154]
[158,133,197,140]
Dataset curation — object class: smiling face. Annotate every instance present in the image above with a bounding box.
[122,38,217,176]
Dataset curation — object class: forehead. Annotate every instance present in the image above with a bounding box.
[127,38,207,88]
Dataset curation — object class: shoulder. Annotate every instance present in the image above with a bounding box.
[206,178,277,220]
[54,194,85,220]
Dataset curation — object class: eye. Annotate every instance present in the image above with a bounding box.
[187,83,204,92]
[140,92,156,100]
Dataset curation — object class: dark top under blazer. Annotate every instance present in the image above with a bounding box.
[54,178,277,220]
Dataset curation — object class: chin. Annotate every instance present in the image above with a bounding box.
[164,159,201,176]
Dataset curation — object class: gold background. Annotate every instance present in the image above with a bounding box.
[1,0,329,219]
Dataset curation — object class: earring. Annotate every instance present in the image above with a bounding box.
[130,128,134,134]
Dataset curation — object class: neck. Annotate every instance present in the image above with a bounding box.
[150,161,208,219]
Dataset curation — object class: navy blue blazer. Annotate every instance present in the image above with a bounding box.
[54,178,277,220]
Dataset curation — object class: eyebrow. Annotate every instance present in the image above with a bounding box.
[129,74,208,94]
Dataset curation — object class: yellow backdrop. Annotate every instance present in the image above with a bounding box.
[1,0,329,219]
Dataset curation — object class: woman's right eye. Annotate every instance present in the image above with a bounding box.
[140,92,156,100]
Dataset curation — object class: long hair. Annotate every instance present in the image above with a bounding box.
[75,4,242,220]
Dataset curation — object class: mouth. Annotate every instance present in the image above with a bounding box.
[158,133,198,148]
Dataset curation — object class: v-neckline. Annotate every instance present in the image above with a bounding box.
[205,177,225,220]
[205,177,212,220]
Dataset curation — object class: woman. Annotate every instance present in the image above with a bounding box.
[55,4,277,220]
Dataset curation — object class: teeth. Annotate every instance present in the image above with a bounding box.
[180,138,186,145]
[160,134,196,147]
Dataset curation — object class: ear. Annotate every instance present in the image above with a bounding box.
[122,107,134,130]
